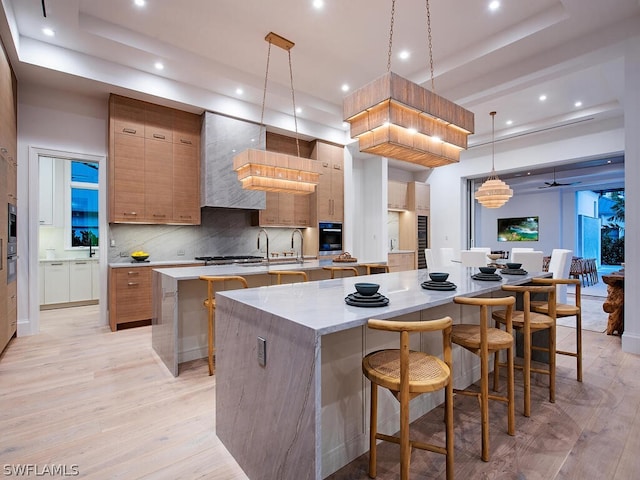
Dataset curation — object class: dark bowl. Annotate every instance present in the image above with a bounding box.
[428,272,449,283]
[479,266,496,274]
[506,262,522,270]
[131,254,149,262]
[354,282,380,296]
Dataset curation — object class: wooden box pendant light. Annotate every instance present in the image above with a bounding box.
[233,32,320,195]
[343,0,474,168]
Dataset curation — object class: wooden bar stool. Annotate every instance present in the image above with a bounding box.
[267,270,308,284]
[199,275,248,376]
[362,316,454,480]
[322,265,359,279]
[492,284,557,417]
[362,263,390,275]
[452,295,516,461]
[530,277,582,382]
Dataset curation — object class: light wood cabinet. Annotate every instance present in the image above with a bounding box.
[312,142,344,222]
[257,192,310,227]
[408,181,430,215]
[7,281,16,341]
[388,181,408,210]
[109,263,200,331]
[108,95,201,224]
[387,252,416,272]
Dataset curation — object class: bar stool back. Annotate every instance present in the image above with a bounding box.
[362,263,390,275]
[322,265,359,279]
[452,295,516,461]
[199,275,248,375]
[362,316,454,480]
[530,277,582,381]
[267,270,308,284]
[492,284,557,417]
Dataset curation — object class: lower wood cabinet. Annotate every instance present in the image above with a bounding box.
[387,252,416,272]
[108,263,201,331]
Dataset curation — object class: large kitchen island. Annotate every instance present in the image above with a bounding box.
[212,266,545,480]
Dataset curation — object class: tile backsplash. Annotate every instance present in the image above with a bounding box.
[108,208,301,263]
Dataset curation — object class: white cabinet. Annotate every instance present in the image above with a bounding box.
[43,261,70,305]
[92,261,100,300]
[69,261,93,302]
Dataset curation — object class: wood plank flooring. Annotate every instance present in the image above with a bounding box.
[0,302,638,479]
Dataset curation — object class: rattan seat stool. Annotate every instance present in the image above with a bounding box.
[362,316,454,480]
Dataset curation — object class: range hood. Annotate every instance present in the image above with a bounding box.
[201,112,266,210]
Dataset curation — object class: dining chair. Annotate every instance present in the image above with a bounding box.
[424,248,437,269]
[547,249,573,303]
[510,250,544,273]
[531,277,583,382]
[439,247,455,266]
[492,284,557,417]
[452,295,516,461]
[363,316,454,480]
[460,249,489,268]
[471,247,491,257]
[510,247,534,257]
[199,275,248,375]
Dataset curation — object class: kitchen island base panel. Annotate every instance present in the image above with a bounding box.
[216,298,319,480]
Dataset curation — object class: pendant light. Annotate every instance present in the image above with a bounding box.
[233,32,320,195]
[475,111,513,208]
[343,0,474,168]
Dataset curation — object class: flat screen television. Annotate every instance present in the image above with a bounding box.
[497,216,539,242]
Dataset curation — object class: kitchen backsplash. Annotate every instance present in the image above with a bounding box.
[108,208,301,263]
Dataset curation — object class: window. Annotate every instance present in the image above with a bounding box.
[69,161,99,248]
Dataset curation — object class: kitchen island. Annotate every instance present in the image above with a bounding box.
[151,258,386,376]
[213,266,546,480]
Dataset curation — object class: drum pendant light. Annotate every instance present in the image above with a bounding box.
[475,111,513,208]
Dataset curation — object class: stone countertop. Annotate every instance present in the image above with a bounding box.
[40,257,99,262]
[152,258,386,280]
[388,250,415,254]
[216,266,547,336]
[108,259,205,268]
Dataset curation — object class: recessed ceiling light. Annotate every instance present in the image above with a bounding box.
[506,120,513,125]
[296,107,302,114]
[489,1,500,11]
[341,84,350,92]
[399,50,410,60]
[342,122,349,129]
[527,172,531,175]
[539,94,547,101]
[574,101,583,107]
[42,27,55,37]
[312,0,324,9]
[251,138,255,142]
[134,0,146,7]
[154,62,164,70]
[236,88,243,95]
[607,160,612,164]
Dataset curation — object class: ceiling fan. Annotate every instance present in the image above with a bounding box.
[538,168,581,189]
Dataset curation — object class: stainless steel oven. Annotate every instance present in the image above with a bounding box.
[8,203,16,244]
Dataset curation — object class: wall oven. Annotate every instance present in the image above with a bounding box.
[7,203,17,283]
[318,222,343,254]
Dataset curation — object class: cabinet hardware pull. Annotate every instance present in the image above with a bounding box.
[153,133,166,139]
[333,164,341,170]
[180,215,192,218]
[127,271,140,275]
[0,147,7,153]
[50,263,64,266]
[75,262,87,265]
[180,139,192,144]
[123,212,137,216]
[322,162,329,167]
[122,128,137,134]
[153,214,166,217]
[127,282,139,286]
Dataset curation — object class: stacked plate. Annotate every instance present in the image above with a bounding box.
[471,272,503,281]
[501,268,528,275]
[421,280,457,291]
[345,292,390,308]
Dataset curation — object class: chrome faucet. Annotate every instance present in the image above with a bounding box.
[291,228,304,264]
[257,228,269,262]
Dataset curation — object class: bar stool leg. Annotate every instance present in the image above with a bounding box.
[369,383,378,478]
[524,321,532,417]
[207,302,214,376]
[480,344,490,461]
[576,309,583,382]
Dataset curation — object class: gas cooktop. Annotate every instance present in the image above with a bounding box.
[195,255,265,266]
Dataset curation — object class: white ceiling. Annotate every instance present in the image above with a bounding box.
[1,0,638,187]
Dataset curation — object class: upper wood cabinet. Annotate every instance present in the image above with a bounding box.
[388,181,408,210]
[407,181,430,216]
[108,95,201,224]
[312,141,344,222]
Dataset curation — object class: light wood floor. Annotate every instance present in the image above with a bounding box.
[1,302,638,479]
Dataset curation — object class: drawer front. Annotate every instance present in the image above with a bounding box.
[113,268,152,322]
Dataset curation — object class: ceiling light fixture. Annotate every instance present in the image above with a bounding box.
[312,0,324,9]
[42,27,55,37]
[343,0,474,168]
[399,50,410,60]
[475,111,513,208]
[574,101,582,107]
[539,94,547,101]
[489,1,500,11]
[236,88,243,95]
[134,0,146,7]
[233,32,320,195]
[341,84,350,92]
[154,62,164,70]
